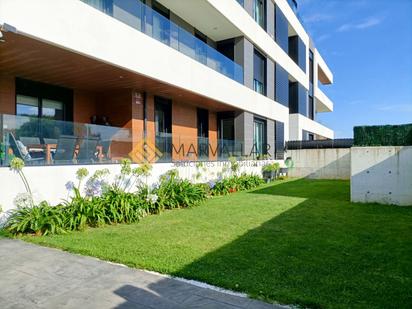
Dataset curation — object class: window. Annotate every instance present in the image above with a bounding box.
[254,0,266,29]
[197,108,209,138]
[15,78,72,121]
[42,99,64,120]
[253,118,267,157]
[16,95,39,118]
[155,96,172,162]
[309,96,315,120]
[197,108,209,159]
[253,49,266,95]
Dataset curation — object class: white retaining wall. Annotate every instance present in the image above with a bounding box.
[287,148,351,180]
[351,146,412,206]
[0,160,277,214]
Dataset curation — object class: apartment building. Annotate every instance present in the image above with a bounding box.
[0,0,334,165]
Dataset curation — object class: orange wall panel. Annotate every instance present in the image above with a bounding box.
[208,111,218,161]
[172,101,197,161]
[0,75,15,115]
[73,90,96,124]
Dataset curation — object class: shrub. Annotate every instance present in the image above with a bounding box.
[154,170,207,211]
[262,162,280,173]
[210,174,264,196]
[6,201,65,236]
[99,189,146,224]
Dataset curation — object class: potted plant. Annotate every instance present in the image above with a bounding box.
[262,163,280,182]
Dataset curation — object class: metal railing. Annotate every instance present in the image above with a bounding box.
[82,0,244,84]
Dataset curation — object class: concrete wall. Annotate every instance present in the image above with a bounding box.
[287,148,351,179]
[0,159,281,215]
[351,146,412,206]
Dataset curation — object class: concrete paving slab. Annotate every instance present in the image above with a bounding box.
[0,238,285,309]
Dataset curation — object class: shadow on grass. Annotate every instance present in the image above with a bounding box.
[173,194,412,308]
[250,178,351,202]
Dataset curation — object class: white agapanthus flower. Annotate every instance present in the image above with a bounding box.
[13,192,33,208]
[146,193,158,204]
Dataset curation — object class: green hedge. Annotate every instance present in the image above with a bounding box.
[353,124,412,146]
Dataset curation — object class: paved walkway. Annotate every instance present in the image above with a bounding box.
[0,239,284,309]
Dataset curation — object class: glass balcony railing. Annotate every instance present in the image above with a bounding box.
[0,114,248,166]
[81,0,244,84]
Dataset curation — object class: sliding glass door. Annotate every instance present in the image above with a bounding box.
[254,118,266,157]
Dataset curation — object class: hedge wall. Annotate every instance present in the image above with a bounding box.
[353,124,412,146]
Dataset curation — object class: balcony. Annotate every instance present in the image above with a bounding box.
[0,114,247,166]
[315,87,334,112]
[82,0,243,84]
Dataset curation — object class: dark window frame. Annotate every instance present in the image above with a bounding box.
[253,48,267,96]
[15,78,73,122]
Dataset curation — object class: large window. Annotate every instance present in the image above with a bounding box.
[16,78,72,121]
[197,108,209,159]
[254,0,266,29]
[253,49,266,95]
[253,118,267,157]
[155,96,172,162]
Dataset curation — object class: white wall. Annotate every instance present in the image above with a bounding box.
[287,148,351,179]
[0,160,279,214]
[0,0,289,124]
[351,146,412,206]
[289,114,334,140]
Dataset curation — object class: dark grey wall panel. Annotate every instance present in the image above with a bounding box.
[298,37,306,72]
[267,119,275,158]
[275,4,288,53]
[235,37,254,89]
[267,59,275,100]
[266,0,275,39]
[275,121,285,160]
[275,63,289,107]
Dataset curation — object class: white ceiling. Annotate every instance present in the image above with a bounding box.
[156,0,242,41]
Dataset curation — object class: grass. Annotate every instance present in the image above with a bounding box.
[14,179,412,308]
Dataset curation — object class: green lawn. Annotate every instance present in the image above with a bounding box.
[20,179,412,308]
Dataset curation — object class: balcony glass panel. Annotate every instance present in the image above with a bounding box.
[0,114,247,166]
[82,0,243,84]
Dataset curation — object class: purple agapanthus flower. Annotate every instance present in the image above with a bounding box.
[65,181,75,192]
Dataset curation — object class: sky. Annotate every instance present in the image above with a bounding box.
[298,0,412,138]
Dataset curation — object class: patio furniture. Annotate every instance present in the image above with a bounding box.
[19,137,45,159]
[7,133,44,165]
[99,140,112,162]
[43,138,58,145]
[279,167,289,177]
[76,137,99,163]
[53,135,77,164]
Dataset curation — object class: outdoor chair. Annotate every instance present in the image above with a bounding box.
[53,135,77,164]
[43,138,58,145]
[7,133,44,165]
[99,139,112,162]
[76,137,99,163]
[19,137,44,159]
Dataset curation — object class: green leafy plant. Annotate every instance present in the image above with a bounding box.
[6,201,65,236]
[154,170,207,212]
[262,162,280,173]
[210,174,263,196]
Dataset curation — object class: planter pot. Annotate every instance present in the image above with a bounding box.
[262,170,277,182]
